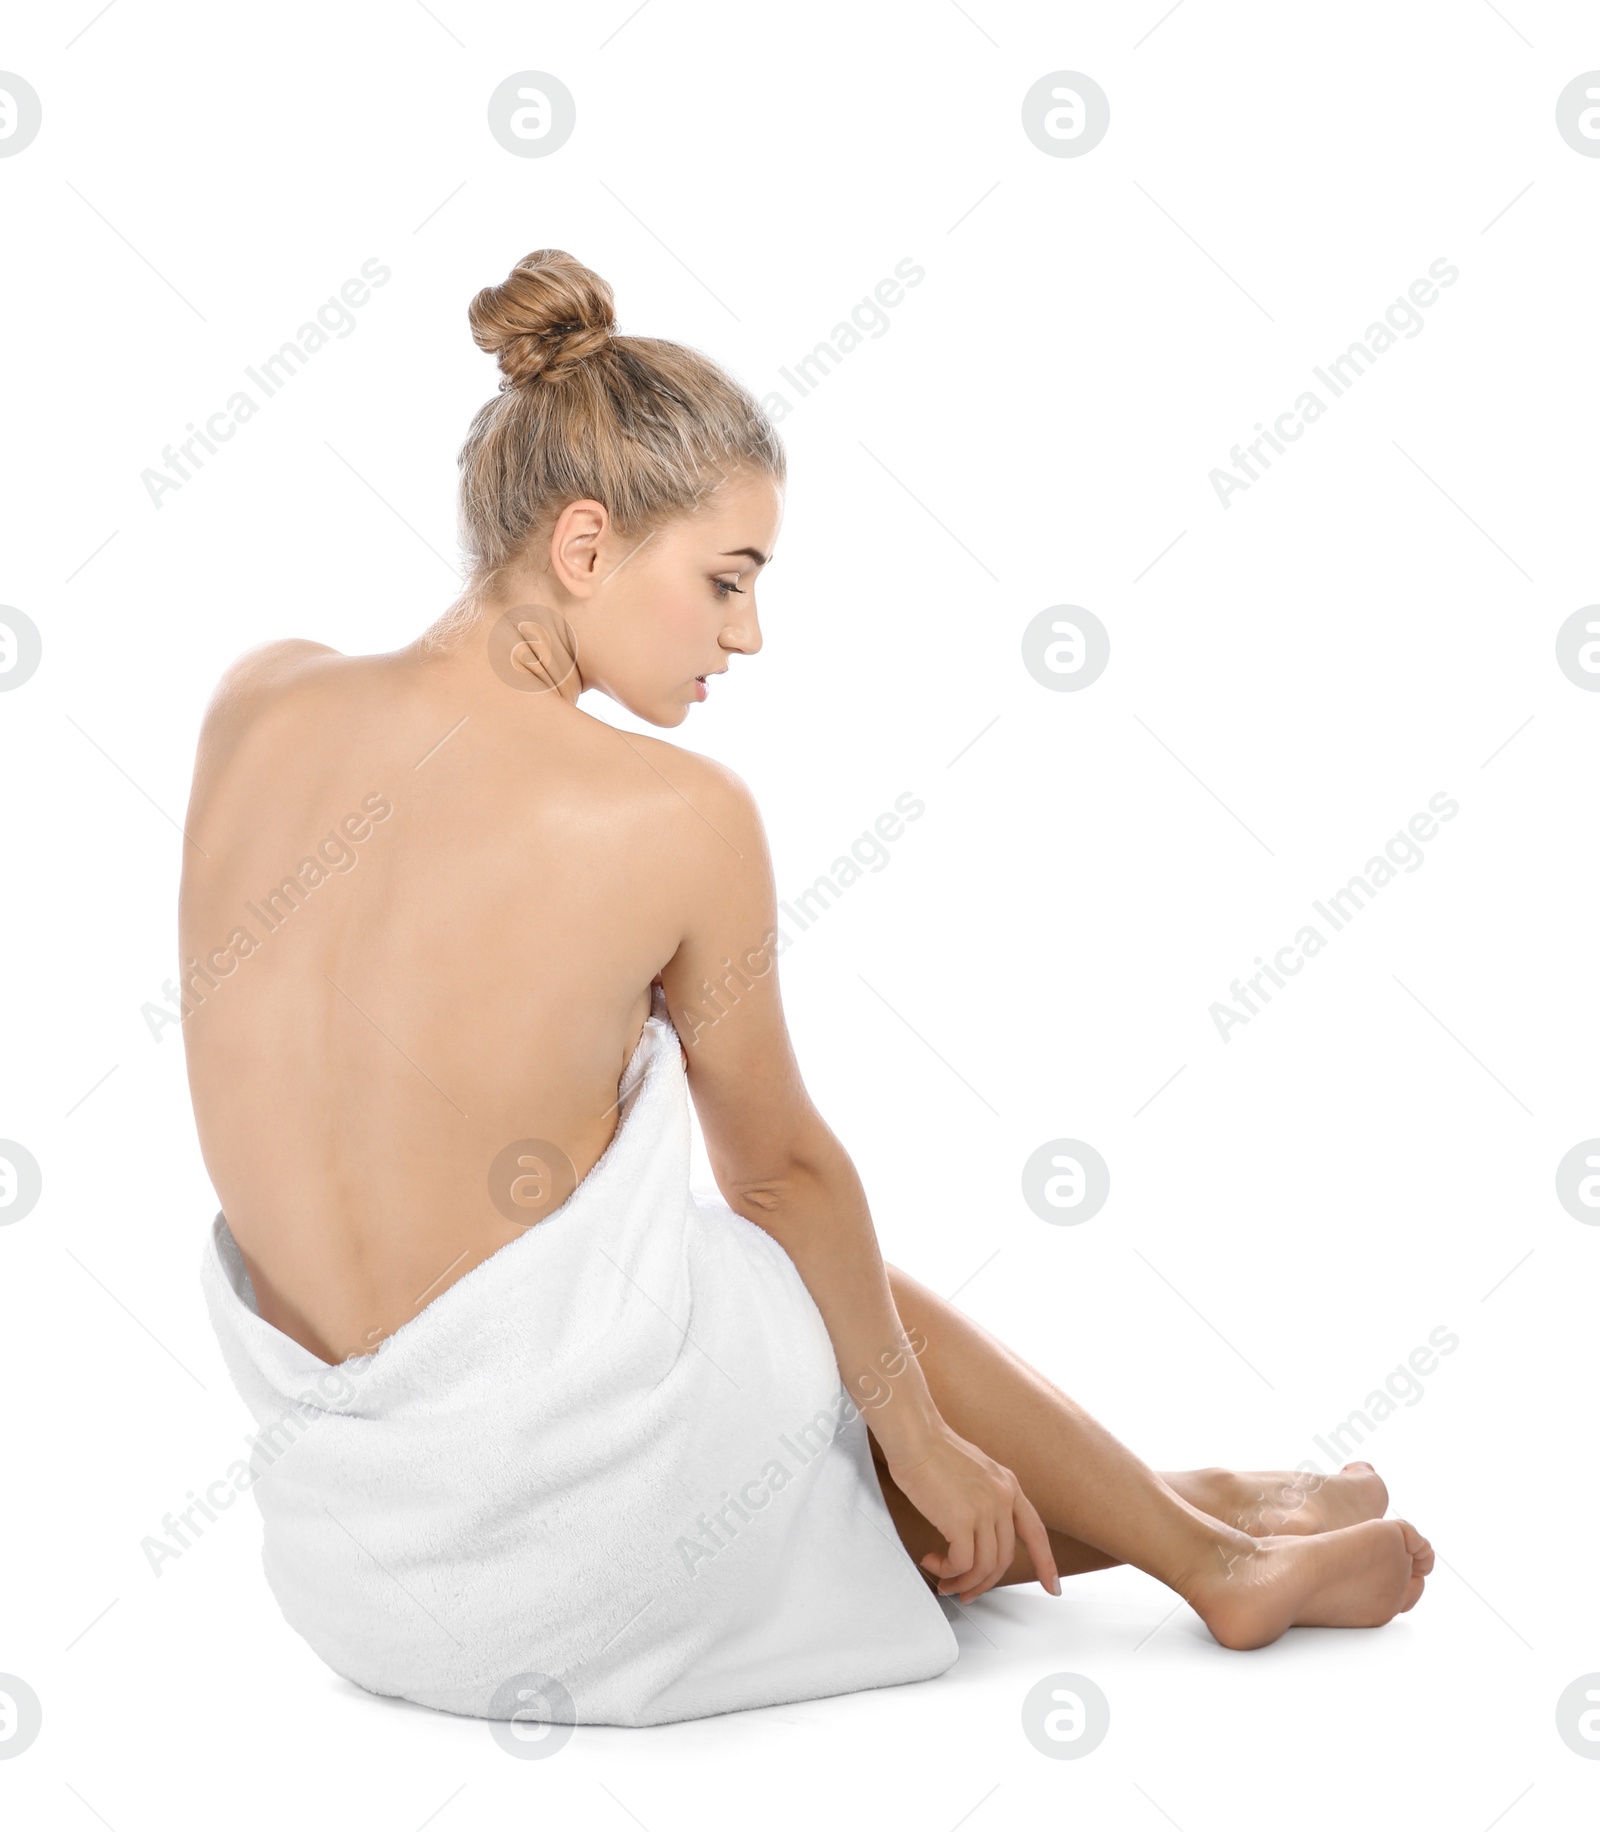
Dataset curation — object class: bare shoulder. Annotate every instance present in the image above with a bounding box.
[190,639,351,800]
[611,730,767,857]
[208,637,340,707]
[200,637,340,729]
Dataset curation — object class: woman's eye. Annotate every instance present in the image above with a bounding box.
[714,579,744,598]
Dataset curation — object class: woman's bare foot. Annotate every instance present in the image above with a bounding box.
[1187,1517,1434,1650]
[1168,1463,1389,1537]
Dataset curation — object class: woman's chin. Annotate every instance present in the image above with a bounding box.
[636,697,692,729]
[595,683,692,728]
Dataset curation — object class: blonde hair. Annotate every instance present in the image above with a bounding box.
[456,249,785,593]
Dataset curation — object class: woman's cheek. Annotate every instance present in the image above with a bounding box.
[653,599,705,666]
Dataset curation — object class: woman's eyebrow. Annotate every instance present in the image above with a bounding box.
[719,547,771,567]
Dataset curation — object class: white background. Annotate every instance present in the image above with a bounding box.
[2,0,1596,1824]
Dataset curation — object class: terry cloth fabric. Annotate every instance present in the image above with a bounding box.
[199,982,959,1726]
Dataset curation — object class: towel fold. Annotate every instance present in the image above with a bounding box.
[199,984,958,1726]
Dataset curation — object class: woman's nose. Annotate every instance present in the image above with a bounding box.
[724,604,762,657]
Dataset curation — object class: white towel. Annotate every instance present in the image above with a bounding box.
[199,984,958,1726]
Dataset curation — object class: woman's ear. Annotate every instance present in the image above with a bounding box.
[547,499,609,597]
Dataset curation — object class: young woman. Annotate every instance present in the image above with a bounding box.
[182,249,1431,1727]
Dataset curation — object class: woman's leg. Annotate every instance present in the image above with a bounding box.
[876,1264,1431,1648]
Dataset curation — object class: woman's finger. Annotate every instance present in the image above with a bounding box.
[959,1517,999,1601]
[1015,1487,1061,1596]
[939,1549,976,1596]
[994,1504,1017,1590]
[938,1522,975,1592]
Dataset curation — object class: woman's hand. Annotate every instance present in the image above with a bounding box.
[885,1420,1061,1604]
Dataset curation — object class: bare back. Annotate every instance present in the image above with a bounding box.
[180,640,805,1364]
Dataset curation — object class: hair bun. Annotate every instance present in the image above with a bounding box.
[468,249,618,388]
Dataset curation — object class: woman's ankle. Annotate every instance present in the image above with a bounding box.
[1162,1516,1261,1608]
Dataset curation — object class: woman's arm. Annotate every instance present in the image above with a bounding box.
[652,749,1059,1603]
